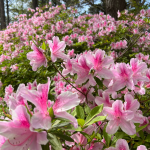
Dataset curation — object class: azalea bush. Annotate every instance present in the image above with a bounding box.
[0,2,150,150]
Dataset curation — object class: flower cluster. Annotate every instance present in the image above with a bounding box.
[0,3,150,150]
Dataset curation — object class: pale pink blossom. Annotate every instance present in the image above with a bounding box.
[74,54,96,86]
[140,9,146,16]
[124,94,144,124]
[8,84,26,110]
[48,36,68,62]
[0,105,48,150]
[27,43,47,71]
[21,78,51,130]
[10,64,18,72]
[130,58,148,85]
[117,10,121,18]
[62,59,75,76]
[105,139,129,150]
[137,145,147,150]
[0,135,7,148]
[53,91,80,128]
[86,49,114,79]
[135,53,144,61]
[112,63,134,91]
[103,100,135,135]
[95,92,114,108]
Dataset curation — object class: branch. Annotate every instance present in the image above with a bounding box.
[82,0,105,12]
[51,63,86,96]
[141,0,146,6]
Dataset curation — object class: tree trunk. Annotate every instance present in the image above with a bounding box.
[6,0,9,26]
[52,0,61,6]
[0,0,6,29]
[32,0,38,10]
[106,0,126,20]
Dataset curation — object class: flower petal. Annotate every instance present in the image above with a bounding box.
[120,120,136,135]
[53,91,80,113]
[106,120,119,134]
[31,112,51,130]
[55,111,78,128]
[116,139,129,150]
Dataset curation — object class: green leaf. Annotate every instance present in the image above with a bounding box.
[135,123,148,132]
[52,132,74,142]
[85,116,106,126]
[71,109,77,116]
[145,134,150,142]
[76,105,85,119]
[114,131,126,143]
[115,132,125,139]
[75,126,83,131]
[94,76,103,89]
[48,107,54,119]
[85,104,103,125]
[62,124,76,131]
[103,125,112,147]
[96,133,102,140]
[52,122,70,129]
[130,134,137,139]
[42,42,46,50]
[84,104,91,114]
[77,119,85,127]
[47,133,62,150]
[42,143,50,150]
[62,124,82,131]
[80,131,92,140]
[138,130,144,139]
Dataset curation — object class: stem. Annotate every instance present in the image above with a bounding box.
[2,108,12,120]
[141,99,150,103]
[52,63,86,96]
[85,86,92,104]
[144,108,150,115]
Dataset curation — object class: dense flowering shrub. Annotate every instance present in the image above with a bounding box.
[0,2,150,150]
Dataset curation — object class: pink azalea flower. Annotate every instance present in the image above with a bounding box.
[0,105,48,150]
[137,145,147,150]
[86,49,114,79]
[95,92,114,107]
[134,81,145,95]
[5,85,14,95]
[86,142,103,150]
[74,54,96,86]
[48,36,68,62]
[140,9,146,16]
[103,100,135,135]
[124,94,140,112]
[76,84,94,103]
[135,53,144,61]
[27,43,47,71]
[27,80,37,90]
[112,63,134,91]
[10,64,18,72]
[21,78,51,130]
[8,84,26,110]
[124,94,144,124]
[105,139,129,150]
[62,59,75,76]
[53,91,80,128]
[130,58,148,85]
[0,135,7,148]
[66,125,96,147]
[117,10,121,18]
